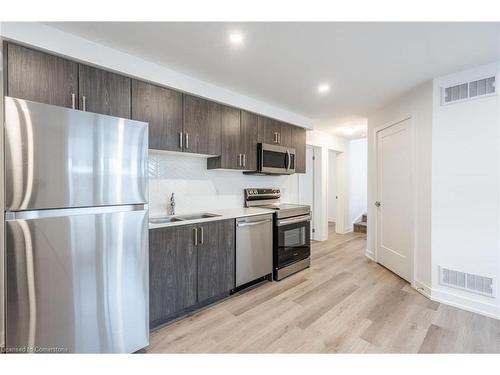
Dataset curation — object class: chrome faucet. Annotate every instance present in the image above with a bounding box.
[169,193,176,216]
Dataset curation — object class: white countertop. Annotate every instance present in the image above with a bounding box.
[148,207,274,230]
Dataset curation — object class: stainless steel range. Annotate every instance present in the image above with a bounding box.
[244,188,311,280]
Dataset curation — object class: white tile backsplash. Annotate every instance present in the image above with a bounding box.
[148,150,300,217]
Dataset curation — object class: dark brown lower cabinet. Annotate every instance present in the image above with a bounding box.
[149,224,197,328]
[149,219,235,329]
[197,220,235,301]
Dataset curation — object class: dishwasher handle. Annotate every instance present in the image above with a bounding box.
[236,219,272,227]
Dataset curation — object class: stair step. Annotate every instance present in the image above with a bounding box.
[353,221,367,234]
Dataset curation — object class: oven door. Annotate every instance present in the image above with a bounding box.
[259,143,295,174]
[276,214,311,268]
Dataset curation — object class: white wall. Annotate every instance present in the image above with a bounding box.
[306,129,349,239]
[367,81,433,294]
[0,22,312,129]
[431,62,500,318]
[347,138,367,226]
[149,151,299,217]
[328,150,337,222]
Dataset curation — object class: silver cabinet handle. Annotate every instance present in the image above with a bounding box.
[277,214,311,227]
[71,93,76,109]
[185,133,189,149]
[238,154,241,167]
[82,95,87,111]
[243,154,246,167]
[375,201,381,207]
[236,219,272,227]
[179,132,183,149]
[199,227,204,244]
[193,227,198,246]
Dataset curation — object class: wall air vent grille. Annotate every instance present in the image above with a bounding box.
[439,267,494,297]
[442,76,496,105]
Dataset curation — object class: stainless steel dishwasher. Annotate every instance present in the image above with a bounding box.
[236,214,273,287]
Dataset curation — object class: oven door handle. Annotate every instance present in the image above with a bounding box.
[277,214,311,226]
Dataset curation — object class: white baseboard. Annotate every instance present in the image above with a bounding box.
[430,287,500,320]
[365,248,376,261]
[340,226,353,234]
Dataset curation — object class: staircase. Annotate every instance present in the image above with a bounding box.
[353,213,367,234]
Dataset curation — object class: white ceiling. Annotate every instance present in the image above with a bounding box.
[46,22,500,138]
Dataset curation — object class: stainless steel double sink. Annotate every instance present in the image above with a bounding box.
[149,213,221,224]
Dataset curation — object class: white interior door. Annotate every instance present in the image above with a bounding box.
[299,146,315,239]
[376,118,413,282]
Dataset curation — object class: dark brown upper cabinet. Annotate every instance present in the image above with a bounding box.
[239,111,259,171]
[208,107,259,171]
[6,43,78,109]
[279,122,294,148]
[131,80,183,152]
[183,94,222,156]
[208,106,240,169]
[78,64,131,118]
[292,126,307,173]
[258,116,282,145]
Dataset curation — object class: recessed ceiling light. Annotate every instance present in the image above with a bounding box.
[229,32,244,45]
[317,83,330,94]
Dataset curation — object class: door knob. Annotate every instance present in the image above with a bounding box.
[375,201,381,207]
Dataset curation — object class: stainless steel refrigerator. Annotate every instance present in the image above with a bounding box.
[3,97,149,353]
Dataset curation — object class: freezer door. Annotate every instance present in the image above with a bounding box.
[5,206,149,353]
[4,97,148,211]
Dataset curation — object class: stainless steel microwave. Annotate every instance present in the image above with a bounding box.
[257,143,296,175]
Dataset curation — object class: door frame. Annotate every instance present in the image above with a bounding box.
[299,145,320,240]
[373,116,416,285]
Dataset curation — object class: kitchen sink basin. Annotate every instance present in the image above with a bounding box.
[175,213,221,220]
[149,217,185,224]
[149,213,221,224]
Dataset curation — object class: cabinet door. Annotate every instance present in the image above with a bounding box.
[220,106,241,169]
[132,80,183,151]
[197,220,235,302]
[79,64,131,118]
[258,116,281,145]
[280,122,293,148]
[183,94,221,155]
[6,43,78,108]
[292,126,307,173]
[240,111,258,170]
[149,225,197,328]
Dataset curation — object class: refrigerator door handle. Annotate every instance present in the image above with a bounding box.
[5,204,148,221]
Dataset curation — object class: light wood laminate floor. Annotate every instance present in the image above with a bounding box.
[147,224,500,353]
